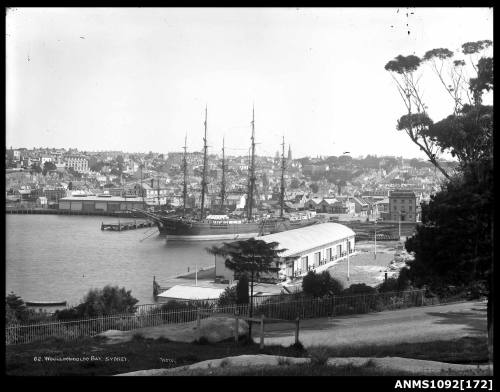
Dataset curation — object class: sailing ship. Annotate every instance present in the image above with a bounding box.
[140,106,323,240]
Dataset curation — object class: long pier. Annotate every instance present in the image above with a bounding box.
[5,207,145,218]
[101,219,155,231]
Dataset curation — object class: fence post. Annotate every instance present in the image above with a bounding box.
[295,317,300,345]
[259,314,265,350]
[196,307,201,341]
[234,312,239,343]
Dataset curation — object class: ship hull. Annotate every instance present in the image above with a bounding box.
[156,216,321,241]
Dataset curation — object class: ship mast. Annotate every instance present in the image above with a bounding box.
[157,176,160,208]
[247,106,256,221]
[182,134,188,216]
[200,106,208,220]
[280,136,286,218]
[140,161,144,206]
[220,137,226,211]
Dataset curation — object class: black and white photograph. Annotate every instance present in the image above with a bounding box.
[5,7,493,379]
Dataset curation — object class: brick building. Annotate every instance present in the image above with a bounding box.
[388,190,417,222]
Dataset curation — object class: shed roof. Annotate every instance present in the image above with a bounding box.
[59,195,145,202]
[259,222,355,257]
[157,285,225,300]
[307,197,323,205]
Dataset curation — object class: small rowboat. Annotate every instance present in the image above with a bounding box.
[25,301,67,307]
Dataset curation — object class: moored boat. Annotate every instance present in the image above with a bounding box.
[136,106,323,240]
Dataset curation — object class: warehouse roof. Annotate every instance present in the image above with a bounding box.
[157,285,225,300]
[259,222,355,257]
[59,195,144,202]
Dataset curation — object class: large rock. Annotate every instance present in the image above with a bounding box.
[96,316,248,344]
[197,316,249,343]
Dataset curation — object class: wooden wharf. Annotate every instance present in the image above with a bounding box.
[101,219,155,231]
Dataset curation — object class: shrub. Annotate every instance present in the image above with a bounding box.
[5,292,31,323]
[54,307,83,321]
[6,304,19,326]
[79,285,139,316]
[54,285,139,320]
[151,301,200,323]
[217,286,238,307]
[289,341,305,351]
[466,281,488,300]
[302,271,343,298]
[377,277,406,293]
[342,283,377,296]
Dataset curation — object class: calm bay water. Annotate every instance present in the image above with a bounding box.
[6,215,221,305]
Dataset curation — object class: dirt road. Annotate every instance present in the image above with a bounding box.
[258,301,487,347]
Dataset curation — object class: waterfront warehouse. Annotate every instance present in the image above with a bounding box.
[216,222,356,284]
[58,195,146,213]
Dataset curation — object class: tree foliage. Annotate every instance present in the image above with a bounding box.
[384,54,422,73]
[220,238,285,281]
[302,271,344,298]
[309,183,319,193]
[6,292,28,323]
[217,285,238,307]
[461,40,492,55]
[470,57,493,104]
[423,48,454,61]
[425,104,492,164]
[290,177,300,189]
[236,274,250,304]
[396,41,494,362]
[342,283,377,296]
[404,159,492,290]
[385,39,493,179]
[30,164,42,174]
[42,161,57,176]
[377,277,410,293]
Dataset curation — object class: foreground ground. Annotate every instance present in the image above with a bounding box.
[5,336,295,376]
[6,335,489,376]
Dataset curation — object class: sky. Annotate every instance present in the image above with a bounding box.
[6,7,493,159]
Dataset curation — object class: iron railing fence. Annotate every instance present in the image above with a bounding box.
[6,289,432,345]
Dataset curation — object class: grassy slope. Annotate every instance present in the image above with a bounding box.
[5,335,488,376]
